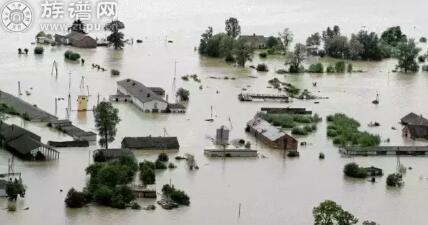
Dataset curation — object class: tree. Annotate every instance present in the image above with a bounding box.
[363,221,378,225]
[306,32,321,55]
[140,168,155,185]
[266,36,280,49]
[93,102,120,149]
[286,43,306,73]
[176,88,190,101]
[104,20,125,50]
[225,17,241,38]
[65,188,90,208]
[68,19,86,34]
[348,35,364,60]
[234,39,253,67]
[313,200,358,225]
[381,26,407,47]
[5,179,25,201]
[279,28,293,52]
[199,26,213,54]
[396,39,421,72]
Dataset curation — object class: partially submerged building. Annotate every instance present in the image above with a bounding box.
[121,136,180,150]
[239,34,267,49]
[49,119,96,142]
[0,123,59,160]
[401,113,428,139]
[246,116,298,150]
[113,79,186,113]
[55,31,97,48]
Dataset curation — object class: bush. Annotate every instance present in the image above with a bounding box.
[287,150,300,157]
[289,65,304,73]
[256,63,268,72]
[131,202,141,209]
[292,127,307,135]
[110,194,126,209]
[111,69,120,76]
[168,163,177,169]
[326,64,335,73]
[225,54,235,63]
[420,37,427,43]
[34,46,44,54]
[343,163,368,178]
[170,190,190,206]
[267,48,275,55]
[65,188,90,208]
[259,52,267,58]
[422,65,428,72]
[386,173,403,187]
[158,153,169,162]
[176,88,190,101]
[140,168,155,185]
[93,185,114,205]
[307,63,324,73]
[155,160,167,169]
[64,50,81,61]
[335,61,346,73]
[418,55,426,63]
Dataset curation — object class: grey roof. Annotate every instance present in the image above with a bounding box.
[121,136,180,149]
[0,123,41,143]
[66,31,93,42]
[401,113,428,126]
[117,79,167,103]
[7,135,42,155]
[247,117,285,141]
[239,34,267,45]
[168,103,186,109]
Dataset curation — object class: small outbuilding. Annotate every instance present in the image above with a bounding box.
[55,31,97,48]
[401,113,428,139]
[239,34,267,49]
[246,116,298,150]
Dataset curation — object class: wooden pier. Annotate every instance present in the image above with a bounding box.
[340,146,428,156]
[238,93,289,102]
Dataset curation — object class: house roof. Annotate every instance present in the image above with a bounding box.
[239,34,267,44]
[66,31,94,42]
[247,117,285,141]
[117,79,167,103]
[121,136,180,149]
[0,123,41,143]
[7,135,42,155]
[401,113,428,126]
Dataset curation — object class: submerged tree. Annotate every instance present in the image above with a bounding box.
[199,26,214,54]
[381,26,407,47]
[225,17,241,38]
[395,39,421,72]
[234,39,253,67]
[104,20,125,50]
[6,179,26,201]
[286,43,306,73]
[306,32,321,55]
[176,88,190,101]
[313,200,358,225]
[279,28,293,52]
[93,102,121,149]
[68,19,86,34]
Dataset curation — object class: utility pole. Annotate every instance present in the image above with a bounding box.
[172,60,177,103]
[18,81,22,96]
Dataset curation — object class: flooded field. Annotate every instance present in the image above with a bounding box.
[1,0,428,224]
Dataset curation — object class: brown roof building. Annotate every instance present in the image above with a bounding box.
[401,113,428,139]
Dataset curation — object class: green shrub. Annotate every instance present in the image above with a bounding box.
[64,50,81,61]
[386,173,403,187]
[326,64,335,73]
[335,61,346,73]
[93,185,114,205]
[420,37,427,43]
[225,54,235,63]
[418,55,426,63]
[170,190,190,206]
[34,46,44,55]
[292,127,307,135]
[422,65,428,72]
[287,150,300,157]
[256,63,268,72]
[259,52,267,58]
[308,63,324,73]
[155,160,167,169]
[110,194,126,209]
[158,153,169,162]
[111,69,120,76]
[131,202,141,209]
[140,168,155,185]
[168,163,177,169]
[343,163,368,178]
[327,129,338,137]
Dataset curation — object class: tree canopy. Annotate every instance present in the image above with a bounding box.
[68,19,86,34]
[313,200,358,225]
[225,17,241,38]
[395,39,421,72]
[93,102,121,149]
[104,20,125,50]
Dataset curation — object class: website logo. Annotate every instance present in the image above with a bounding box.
[1,0,33,32]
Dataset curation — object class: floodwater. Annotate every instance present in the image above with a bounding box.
[1,0,428,224]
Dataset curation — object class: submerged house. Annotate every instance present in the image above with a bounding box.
[114,79,186,113]
[239,34,267,49]
[246,117,298,150]
[55,31,97,48]
[93,148,134,162]
[121,136,180,150]
[401,113,428,139]
[0,123,59,160]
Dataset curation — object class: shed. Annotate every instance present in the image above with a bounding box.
[401,113,428,139]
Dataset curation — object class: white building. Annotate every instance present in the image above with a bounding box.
[117,79,168,113]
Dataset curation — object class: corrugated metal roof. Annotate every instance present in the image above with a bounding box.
[247,117,285,141]
[117,79,167,103]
